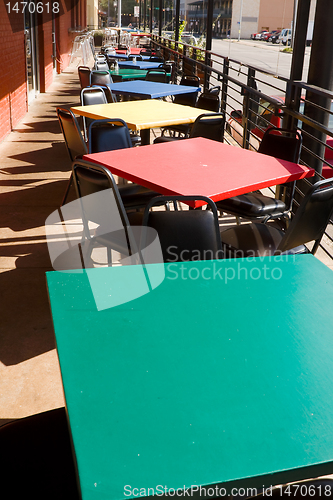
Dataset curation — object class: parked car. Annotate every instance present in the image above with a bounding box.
[278,28,292,45]
[268,31,281,43]
[265,30,280,42]
[250,30,269,40]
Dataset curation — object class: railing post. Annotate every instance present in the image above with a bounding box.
[242,68,257,149]
[158,0,162,37]
[284,0,311,131]
[301,0,333,175]
[221,57,229,142]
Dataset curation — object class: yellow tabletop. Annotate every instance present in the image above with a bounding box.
[71,100,209,132]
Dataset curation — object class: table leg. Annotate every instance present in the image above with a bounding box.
[140,129,151,145]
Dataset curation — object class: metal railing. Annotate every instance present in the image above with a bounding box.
[151,34,333,261]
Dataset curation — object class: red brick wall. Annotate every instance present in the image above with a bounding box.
[0,5,27,141]
[0,0,86,143]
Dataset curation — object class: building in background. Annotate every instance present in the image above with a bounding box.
[230,0,316,40]
[87,0,99,29]
[0,0,86,143]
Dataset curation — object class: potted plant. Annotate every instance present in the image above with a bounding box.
[93,30,104,47]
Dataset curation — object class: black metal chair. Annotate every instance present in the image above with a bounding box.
[78,66,91,89]
[72,160,144,266]
[154,113,224,144]
[94,61,109,71]
[173,74,200,107]
[148,56,164,62]
[90,70,113,86]
[0,408,80,500]
[216,128,303,223]
[159,61,175,83]
[160,88,221,138]
[145,68,168,83]
[87,119,159,211]
[57,107,87,205]
[80,86,108,141]
[142,195,223,262]
[220,177,333,257]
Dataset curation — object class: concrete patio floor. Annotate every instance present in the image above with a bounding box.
[1,64,333,428]
[0,67,81,426]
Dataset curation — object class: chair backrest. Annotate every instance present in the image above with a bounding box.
[159,61,175,82]
[145,69,168,83]
[81,86,108,107]
[277,178,333,254]
[208,85,221,96]
[80,87,109,141]
[259,127,303,210]
[174,74,200,107]
[56,107,87,161]
[149,56,164,62]
[258,127,302,163]
[140,48,152,56]
[142,195,222,262]
[96,84,117,103]
[196,92,220,112]
[189,113,225,142]
[88,118,133,153]
[72,160,135,257]
[90,70,112,86]
[95,61,109,71]
[78,66,91,90]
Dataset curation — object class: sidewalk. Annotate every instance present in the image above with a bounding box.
[0,67,81,425]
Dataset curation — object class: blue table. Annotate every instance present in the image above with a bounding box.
[106,53,151,61]
[106,80,200,99]
[47,255,333,500]
[117,60,164,70]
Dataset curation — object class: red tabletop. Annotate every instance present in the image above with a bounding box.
[83,137,315,208]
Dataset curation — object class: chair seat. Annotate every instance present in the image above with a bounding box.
[160,123,191,138]
[0,408,80,499]
[154,135,186,144]
[118,183,160,209]
[216,193,287,218]
[221,222,307,257]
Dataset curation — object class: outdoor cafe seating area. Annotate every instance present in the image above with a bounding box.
[2,30,333,500]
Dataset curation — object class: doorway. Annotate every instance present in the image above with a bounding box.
[24,10,39,103]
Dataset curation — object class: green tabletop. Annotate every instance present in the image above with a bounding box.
[110,68,171,81]
[110,68,149,80]
[47,255,333,500]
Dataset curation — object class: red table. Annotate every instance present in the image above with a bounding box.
[83,137,315,208]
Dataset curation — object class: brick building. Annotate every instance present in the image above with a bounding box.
[0,0,87,142]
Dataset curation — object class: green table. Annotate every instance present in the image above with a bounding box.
[110,68,149,81]
[110,68,171,81]
[47,255,333,500]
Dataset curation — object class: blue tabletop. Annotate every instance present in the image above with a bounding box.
[107,54,151,61]
[118,60,164,70]
[107,80,201,98]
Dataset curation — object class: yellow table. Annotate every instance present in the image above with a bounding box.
[71,100,209,145]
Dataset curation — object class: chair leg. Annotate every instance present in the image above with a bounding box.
[61,173,73,206]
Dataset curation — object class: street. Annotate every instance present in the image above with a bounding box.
[211,38,311,81]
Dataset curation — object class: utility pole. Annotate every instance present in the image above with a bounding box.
[237,0,243,42]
